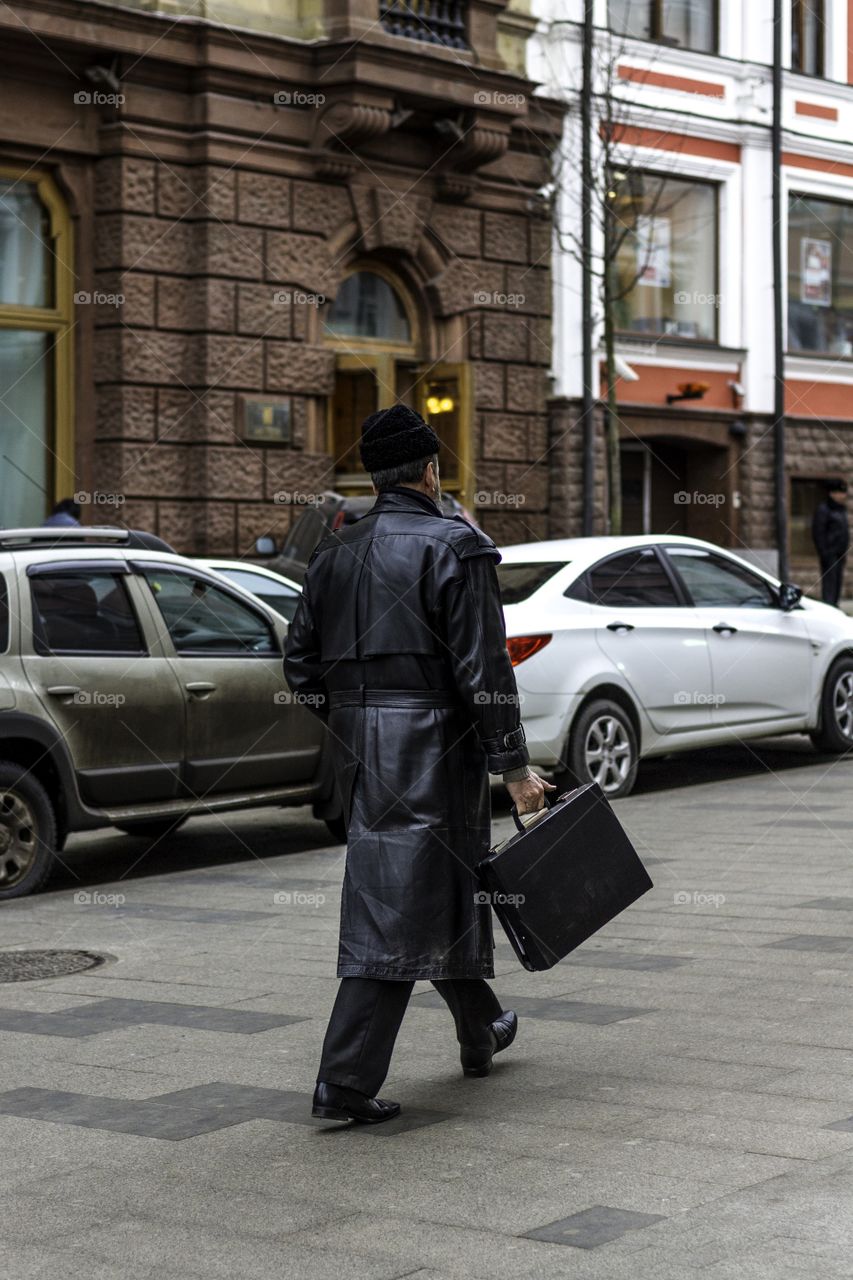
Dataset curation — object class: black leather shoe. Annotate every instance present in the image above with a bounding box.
[460,1010,518,1078]
[312,1081,401,1124]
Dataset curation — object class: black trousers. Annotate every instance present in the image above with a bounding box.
[318,977,503,1096]
[819,556,846,607]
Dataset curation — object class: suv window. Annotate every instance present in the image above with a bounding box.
[30,572,145,654]
[667,548,777,608]
[569,548,680,607]
[142,570,277,655]
[497,562,569,605]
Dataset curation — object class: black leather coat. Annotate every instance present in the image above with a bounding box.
[284,486,529,980]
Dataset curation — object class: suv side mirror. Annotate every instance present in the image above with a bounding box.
[778,582,803,612]
[255,535,277,558]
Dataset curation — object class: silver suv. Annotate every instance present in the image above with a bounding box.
[0,528,341,899]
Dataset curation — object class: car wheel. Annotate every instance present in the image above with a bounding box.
[810,657,853,754]
[0,763,57,900]
[556,698,639,799]
[115,817,188,841]
[324,815,347,844]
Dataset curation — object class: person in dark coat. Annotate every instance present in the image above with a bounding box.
[812,478,849,607]
[284,404,552,1124]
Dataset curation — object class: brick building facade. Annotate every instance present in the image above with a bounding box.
[0,0,562,553]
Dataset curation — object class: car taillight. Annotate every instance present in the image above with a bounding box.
[331,510,346,531]
[506,634,552,666]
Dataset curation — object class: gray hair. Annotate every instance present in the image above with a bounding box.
[370,454,438,492]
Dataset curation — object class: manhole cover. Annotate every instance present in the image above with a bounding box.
[0,950,107,983]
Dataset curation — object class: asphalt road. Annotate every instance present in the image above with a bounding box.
[2,733,853,1279]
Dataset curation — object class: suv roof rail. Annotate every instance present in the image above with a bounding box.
[0,526,132,549]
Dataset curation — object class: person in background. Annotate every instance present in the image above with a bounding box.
[42,498,81,528]
[812,479,849,608]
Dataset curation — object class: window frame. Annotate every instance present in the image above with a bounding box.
[0,165,75,510]
[609,170,721,345]
[608,0,719,55]
[136,565,279,659]
[786,189,853,358]
[661,546,779,609]
[26,563,149,658]
[567,545,689,608]
[791,0,825,77]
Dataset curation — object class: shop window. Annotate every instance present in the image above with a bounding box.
[788,194,853,356]
[608,0,717,53]
[0,168,73,527]
[610,173,719,342]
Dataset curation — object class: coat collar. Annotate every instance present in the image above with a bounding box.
[370,487,443,518]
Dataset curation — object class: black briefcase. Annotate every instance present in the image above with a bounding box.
[478,782,653,972]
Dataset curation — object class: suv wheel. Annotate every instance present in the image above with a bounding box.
[555,698,639,799]
[0,764,57,900]
[810,657,853,754]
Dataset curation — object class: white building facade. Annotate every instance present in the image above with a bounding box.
[531,0,853,585]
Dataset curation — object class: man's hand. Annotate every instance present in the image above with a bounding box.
[506,771,556,816]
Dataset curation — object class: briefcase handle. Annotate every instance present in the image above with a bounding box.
[510,792,554,834]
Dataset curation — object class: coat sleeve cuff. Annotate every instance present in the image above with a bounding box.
[484,729,530,775]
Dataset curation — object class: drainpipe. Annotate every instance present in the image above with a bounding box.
[772,0,790,581]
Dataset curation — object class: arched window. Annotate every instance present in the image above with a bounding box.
[323,265,471,499]
[323,270,412,344]
[0,168,74,526]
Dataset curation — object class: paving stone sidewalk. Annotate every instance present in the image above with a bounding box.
[2,738,853,1279]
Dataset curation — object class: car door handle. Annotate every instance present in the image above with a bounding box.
[712,623,738,635]
[46,685,81,697]
[185,682,217,696]
[606,622,635,632]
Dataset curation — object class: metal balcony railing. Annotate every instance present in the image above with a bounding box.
[379,1,469,51]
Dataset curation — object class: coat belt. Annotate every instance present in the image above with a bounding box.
[328,689,459,709]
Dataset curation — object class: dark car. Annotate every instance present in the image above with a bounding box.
[255,490,476,583]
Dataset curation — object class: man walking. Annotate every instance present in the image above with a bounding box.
[285,404,551,1124]
[812,478,849,607]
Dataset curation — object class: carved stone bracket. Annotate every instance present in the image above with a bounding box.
[312,98,395,176]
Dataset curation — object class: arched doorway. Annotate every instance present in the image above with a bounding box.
[0,166,74,524]
[322,265,471,499]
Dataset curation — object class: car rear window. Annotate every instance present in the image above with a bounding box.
[496,562,569,605]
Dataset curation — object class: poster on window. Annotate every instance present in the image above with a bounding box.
[800,237,832,307]
[636,216,672,288]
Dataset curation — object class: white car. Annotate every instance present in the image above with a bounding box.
[196,559,302,623]
[499,535,853,797]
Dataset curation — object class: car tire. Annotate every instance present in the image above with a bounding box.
[115,816,188,841]
[555,698,639,800]
[324,815,347,844]
[810,657,853,754]
[0,763,58,900]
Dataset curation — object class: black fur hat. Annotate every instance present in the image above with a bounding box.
[359,404,440,473]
